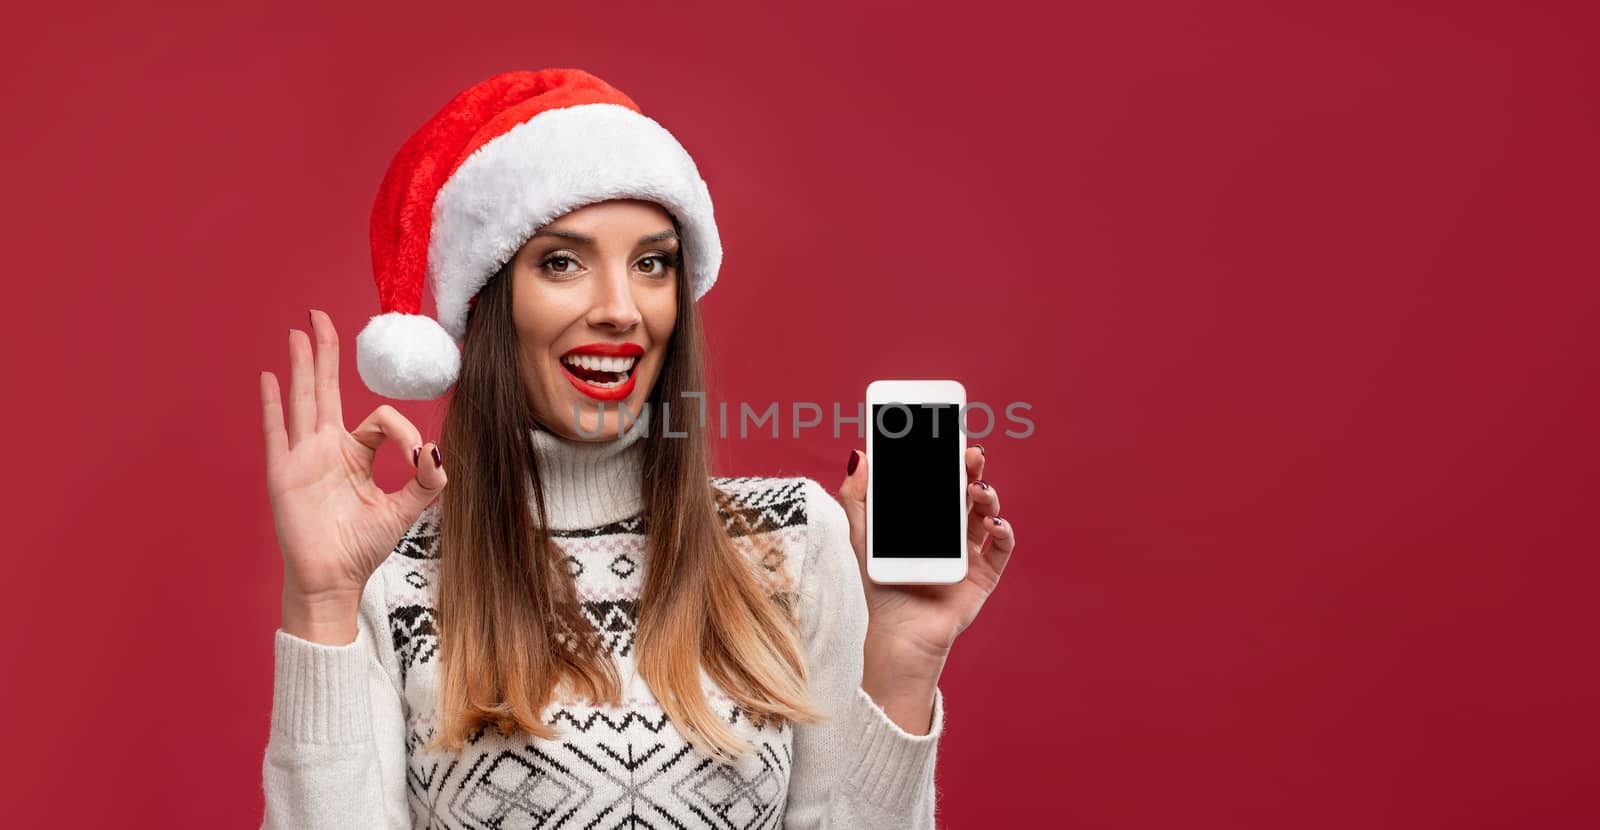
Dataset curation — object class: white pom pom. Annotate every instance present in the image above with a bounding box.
[354,312,462,400]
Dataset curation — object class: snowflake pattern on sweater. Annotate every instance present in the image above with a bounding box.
[389,477,808,829]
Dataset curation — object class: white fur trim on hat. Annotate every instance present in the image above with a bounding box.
[428,102,722,343]
[355,312,462,401]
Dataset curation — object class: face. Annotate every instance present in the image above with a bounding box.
[511,198,680,441]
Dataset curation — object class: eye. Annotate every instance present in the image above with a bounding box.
[638,251,681,278]
[538,252,581,277]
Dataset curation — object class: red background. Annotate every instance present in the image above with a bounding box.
[3,0,1597,826]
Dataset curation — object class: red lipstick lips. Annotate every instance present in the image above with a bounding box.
[559,342,644,402]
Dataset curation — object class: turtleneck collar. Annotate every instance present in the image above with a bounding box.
[528,409,649,531]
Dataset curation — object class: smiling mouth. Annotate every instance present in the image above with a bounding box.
[559,353,640,390]
[556,348,643,404]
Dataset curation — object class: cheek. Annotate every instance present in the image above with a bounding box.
[641,291,677,344]
[511,285,572,363]
[512,317,552,368]
[631,299,675,386]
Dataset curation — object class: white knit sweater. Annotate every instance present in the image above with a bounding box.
[261,423,945,829]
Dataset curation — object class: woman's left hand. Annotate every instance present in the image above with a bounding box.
[836,445,1017,674]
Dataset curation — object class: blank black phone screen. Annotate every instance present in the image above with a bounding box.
[871,402,961,558]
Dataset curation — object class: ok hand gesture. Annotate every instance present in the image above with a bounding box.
[259,310,447,643]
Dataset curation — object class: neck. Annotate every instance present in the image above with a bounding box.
[528,412,648,531]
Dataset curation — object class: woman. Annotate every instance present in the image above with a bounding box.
[259,69,1016,830]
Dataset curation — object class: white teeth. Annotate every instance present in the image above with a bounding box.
[562,353,638,373]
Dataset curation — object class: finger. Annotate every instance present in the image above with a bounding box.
[967,479,999,549]
[965,444,986,481]
[978,514,1016,580]
[838,449,868,571]
[971,479,1000,517]
[391,440,448,518]
[350,404,425,471]
[963,443,986,509]
[308,309,345,432]
[287,328,316,448]
[260,370,288,467]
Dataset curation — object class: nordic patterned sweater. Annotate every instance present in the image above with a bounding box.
[260,423,945,829]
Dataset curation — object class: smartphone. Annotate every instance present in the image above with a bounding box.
[865,379,969,585]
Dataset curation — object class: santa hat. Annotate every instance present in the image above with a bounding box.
[356,68,722,400]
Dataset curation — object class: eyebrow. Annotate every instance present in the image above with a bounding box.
[531,229,680,245]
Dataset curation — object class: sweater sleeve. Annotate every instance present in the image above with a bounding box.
[784,478,945,829]
[261,564,411,830]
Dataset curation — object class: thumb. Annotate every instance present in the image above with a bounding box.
[838,449,868,564]
[393,440,448,518]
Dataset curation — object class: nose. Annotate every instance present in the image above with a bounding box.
[585,262,643,331]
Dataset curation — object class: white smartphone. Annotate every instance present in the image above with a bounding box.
[865,379,969,585]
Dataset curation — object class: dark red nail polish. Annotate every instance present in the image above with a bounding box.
[992,516,1003,526]
[846,450,860,476]
[975,443,985,457]
[431,446,443,470]
[412,446,421,466]
[976,479,990,490]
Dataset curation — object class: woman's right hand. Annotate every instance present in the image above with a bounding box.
[260,309,447,640]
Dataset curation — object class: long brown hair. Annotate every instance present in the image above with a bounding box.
[423,226,827,764]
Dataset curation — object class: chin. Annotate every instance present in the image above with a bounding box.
[544,382,653,440]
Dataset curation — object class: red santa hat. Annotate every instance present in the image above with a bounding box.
[356,68,722,400]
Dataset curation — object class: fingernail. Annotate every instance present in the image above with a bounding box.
[992,516,1003,526]
[307,310,314,326]
[431,445,443,470]
[975,479,990,490]
[846,450,860,476]
[412,445,421,466]
[975,443,985,457]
